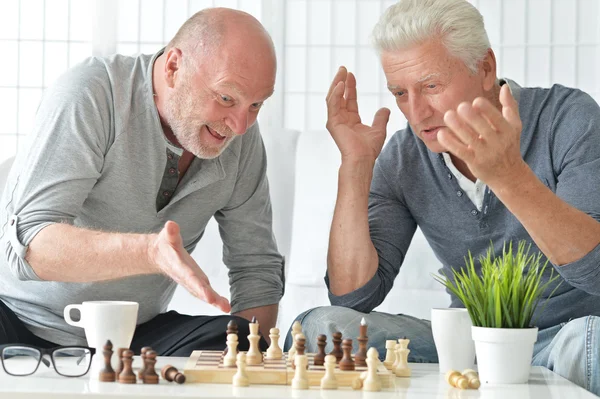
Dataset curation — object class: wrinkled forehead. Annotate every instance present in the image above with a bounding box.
[380,43,466,86]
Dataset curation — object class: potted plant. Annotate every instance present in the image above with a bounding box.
[434,241,560,384]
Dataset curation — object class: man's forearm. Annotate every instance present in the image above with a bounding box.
[26,223,157,282]
[234,303,278,343]
[492,164,600,265]
[327,159,379,296]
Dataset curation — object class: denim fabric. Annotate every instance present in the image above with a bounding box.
[283,306,438,363]
[532,316,599,396]
[290,307,600,396]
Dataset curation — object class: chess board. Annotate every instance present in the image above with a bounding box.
[183,350,395,388]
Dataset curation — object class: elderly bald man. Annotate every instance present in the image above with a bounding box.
[0,8,281,355]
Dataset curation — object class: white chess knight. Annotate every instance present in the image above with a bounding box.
[363,347,382,391]
[223,333,238,367]
[266,327,283,359]
[394,338,411,377]
[246,321,263,365]
[232,352,249,387]
[291,353,309,390]
[320,354,338,390]
[288,320,302,361]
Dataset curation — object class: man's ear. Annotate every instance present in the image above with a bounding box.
[480,48,497,92]
[164,48,183,88]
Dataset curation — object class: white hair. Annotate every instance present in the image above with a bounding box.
[371,0,491,74]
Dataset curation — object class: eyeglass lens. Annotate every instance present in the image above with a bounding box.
[52,348,92,377]
[2,346,41,376]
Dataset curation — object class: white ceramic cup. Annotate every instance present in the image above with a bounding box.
[64,301,139,376]
[431,308,476,374]
[64,300,139,350]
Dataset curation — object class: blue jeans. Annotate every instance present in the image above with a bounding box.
[287,306,600,396]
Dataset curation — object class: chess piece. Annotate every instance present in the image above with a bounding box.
[266,327,283,359]
[320,355,338,390]
[339,338,355,371]
[137,346,152,380]
[114,347,126,376]
[446,370,468,389]
[383,340,396,370]
[362,347,381,391]
[232,352,249,387]
[394,338,411,377]
[223,333,239,367]
[288,320,302,361]
[142,350,159,384]
[314,334,327,366]
[292,335,307,369]
[223,319,238,356]
[246,319,263,365]
[118,349,136,384]
[354,317,368,367]
[329,332,343,362]
[99,340,116,382]
[161,365,186,384]
[462,369,481,389]
[291,354,308,390]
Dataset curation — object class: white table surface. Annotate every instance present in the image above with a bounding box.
[0,356,597,399]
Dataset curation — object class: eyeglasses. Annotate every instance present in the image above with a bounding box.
[0,344,95,377]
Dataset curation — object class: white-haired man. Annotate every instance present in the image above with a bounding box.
[289,0,600,394]
[0,8,282,355]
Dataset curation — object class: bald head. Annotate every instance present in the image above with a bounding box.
[166,8,276,68]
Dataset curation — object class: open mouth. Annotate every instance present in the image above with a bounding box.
[422,126,442,139]
[207,126,226,141]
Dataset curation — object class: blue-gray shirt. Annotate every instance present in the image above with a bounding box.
[0,50,284,345]
[327,80,600,329]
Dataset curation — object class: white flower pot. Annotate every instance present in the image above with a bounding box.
[471,326,538,384]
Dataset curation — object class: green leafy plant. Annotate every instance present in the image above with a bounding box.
[433,241,561,328]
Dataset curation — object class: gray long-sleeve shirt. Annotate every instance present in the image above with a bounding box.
[327,80,600,329]
[0,50,284,346]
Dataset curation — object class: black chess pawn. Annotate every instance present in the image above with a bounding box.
[223,319,239,356]
[339,338,355,371]
[313,334,327,366]
[292,337,307,369]
[161,365,186,384]
[142,350,159,384]
[329,332,343,362]
[118,349,137,384]
[99,340,116,382]
[114,347,126,376]
[137,346,152,380]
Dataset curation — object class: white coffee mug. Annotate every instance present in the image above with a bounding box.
[64,301,139,351]
[431,308,476,374]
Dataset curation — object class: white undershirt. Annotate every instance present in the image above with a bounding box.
[442,152,487,211]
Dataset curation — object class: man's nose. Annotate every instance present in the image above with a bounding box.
[407,94,433,127]
[226,109,251,135]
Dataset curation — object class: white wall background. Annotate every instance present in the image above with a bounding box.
[1,0,600,328]
[1,0,599,162]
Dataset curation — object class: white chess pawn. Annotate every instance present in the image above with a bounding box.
[266,327,283,360]
[232,352,249,387]
[394,338,411,377]
[223,333,238,367]
[291,354,309,390]
[320,354,338,390]
[383,340,396,370]
[363,347,381,391]
[246,321,263,365]
[288,321,302,361]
